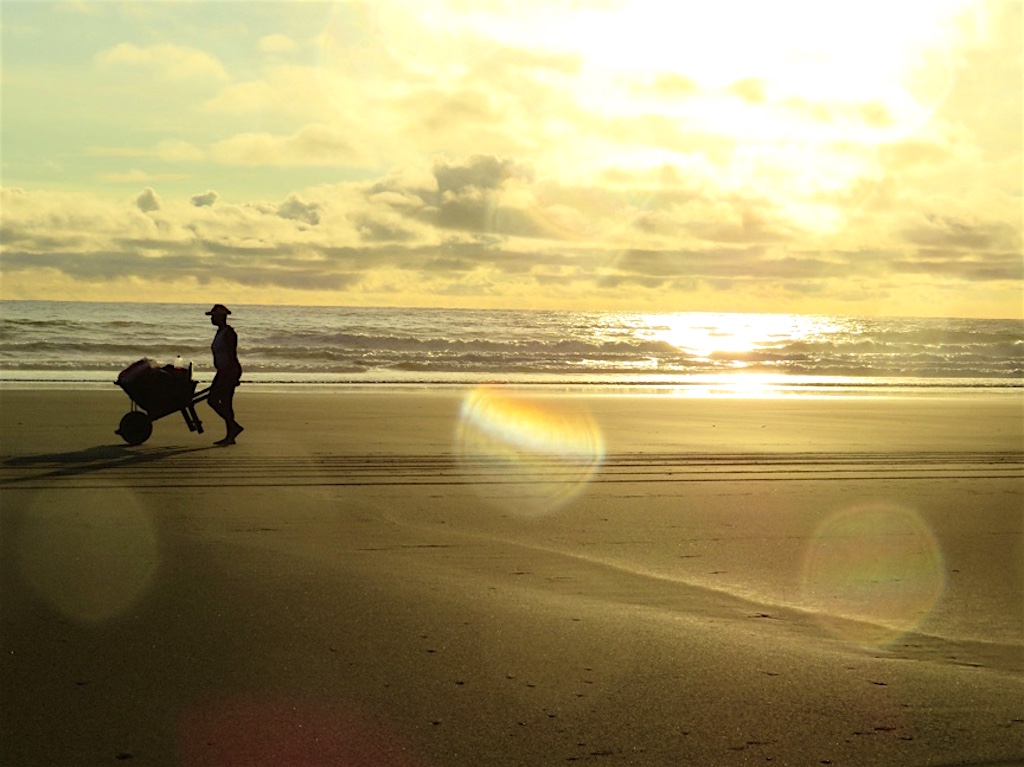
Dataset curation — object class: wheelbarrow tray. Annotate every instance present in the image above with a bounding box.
[117,360,196,417]
[115,358,210,444]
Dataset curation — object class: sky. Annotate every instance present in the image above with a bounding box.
[1,0,1021,317]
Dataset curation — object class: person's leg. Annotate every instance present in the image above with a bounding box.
[208,376,225,418]
[208,375,239,443]
[222,384,243,440]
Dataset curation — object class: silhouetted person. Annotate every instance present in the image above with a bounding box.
[206,304,243,445]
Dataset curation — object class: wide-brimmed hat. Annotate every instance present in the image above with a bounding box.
[205,304,231,316]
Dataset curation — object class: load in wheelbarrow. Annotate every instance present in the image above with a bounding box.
[115,358,211,445]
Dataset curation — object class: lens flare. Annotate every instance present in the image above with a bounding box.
[455,388,604,518]
[16,488,159,623]
[179,697,422,767]
[800,502,945,646]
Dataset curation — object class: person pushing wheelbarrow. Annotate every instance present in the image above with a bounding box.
[114,304,245,446]
[206,304,244,446]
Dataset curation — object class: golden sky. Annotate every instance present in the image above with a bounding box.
[1,0,1021,317]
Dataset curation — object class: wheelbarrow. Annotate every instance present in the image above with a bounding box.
[115,358,211,445]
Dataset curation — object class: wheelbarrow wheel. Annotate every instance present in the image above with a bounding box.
[116,411,152,445]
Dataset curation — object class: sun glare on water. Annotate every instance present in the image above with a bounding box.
[644,312,837,360]
[636,312,851,397]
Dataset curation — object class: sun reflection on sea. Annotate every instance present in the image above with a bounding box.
[622,312,859,397]
[643,312,846,363]
[668,373,797,399]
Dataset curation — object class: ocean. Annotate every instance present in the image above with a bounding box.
[0,300,1021,393]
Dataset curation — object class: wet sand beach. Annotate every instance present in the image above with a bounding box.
[1,388,1022,766]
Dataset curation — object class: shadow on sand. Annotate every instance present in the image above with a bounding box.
[1,444,214,485]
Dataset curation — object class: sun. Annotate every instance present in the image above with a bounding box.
[549,0,971,100]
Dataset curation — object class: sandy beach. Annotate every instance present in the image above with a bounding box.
[1,387,1021,766]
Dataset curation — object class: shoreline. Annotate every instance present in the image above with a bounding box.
[2,388,1022,765]
[2,375,1022,397]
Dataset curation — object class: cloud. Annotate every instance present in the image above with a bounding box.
[96,42,229,82]
[435,155,535,192]
[431,155,536,232]
[190,191,218,207]
[202,62,352,122]
[89,139,205,163]
[647,73,701,98]
[135,188,161,212]
[203,80,281,115]
[97,169,189,184]
[210,124,359,166]
[276,194,321,225]
[902,213,1021,251]
[727,77,767,103]
[2,129,1021,315]
[1,0,1018,316]
[892,250,1024,283]
[154,139,206,163]
[363,156,805,247]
